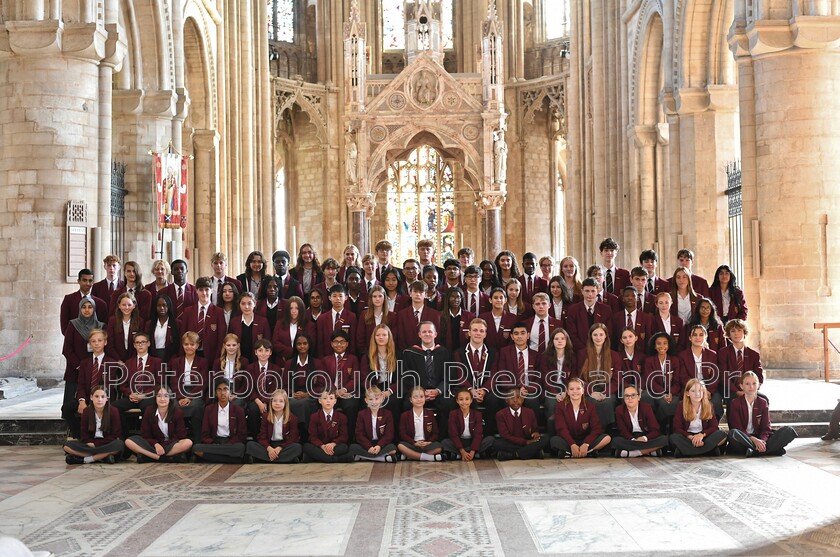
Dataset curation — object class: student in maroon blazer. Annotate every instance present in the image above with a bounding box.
[727,372,796,456]
[317,330,361,437]
[650,292,684,349]
[285,332,317,424]
[91,255,125,316]
[272,250,305,301]
[437,287,473,352]
[162,259,197,320]
[194,378,247,463]
[245,339,284,437]
[611,287,652,353]
[356,287,394,356]
[208,252,243,305]
[598,238,631,295]
[672,249,711,298]
[452,320,498,433]
[397,386,444,461]
[179,277,226,361]
[611,385,668,457]
[125,385,193,462]
[684,298,728,354]
[394,281,441,351]
[540,328,578,434]
[491,323,542,419]
[550,378,611,458]
[61,269,109,334]
[168,331,210,442]
[316,284,358,357]
[718,319,765,401]
[709,264,747,323]
[495,388,550,460]
[147,295,180,362]
[271,296,306,363]
[245,389,303,463]
[62,300,102,393]
[518,252,549,304]
[479,287,518,351]
[577,324,623,429]
[524,293,564,353]
[566,278,613,351]
[350,387,397,462]
[442,389,495,461]
[112,333,164,421]
[639,250,670,295]
[303,389,352,463]
[63,385,124,464]
[629,267,658,315]
[110,267,153,322]
[106,293,146,362]
[227,292,273,360]
[642,332,684,431]
[256,277,286,332]
[677,325,722,418]
[615,328,646,391]
[669,379,728,457]
[462,265,491,315]
[75,331,120,408]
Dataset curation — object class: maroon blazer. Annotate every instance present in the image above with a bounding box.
[256,412,300,448]
[577,349,624,397]
[677,348,720,394]
[634,291,657,315]
[228,315,272,346]
[60,292,108,335]
[616,349,646,388]
[105,317,146,362]
[496,406,540,446]
[709,285,748,322]
[315,309,358,358]
[248,361,283,402]
[494,345,542,396]
[316,352,361,396]
[555,400,603,446]
[597,292,621,313]
[79,405,122,446]
[290,268,324,292]
[518,274,548,304]
[385,293,411,315]
[62,324,92,381]
[284,356,314,394]
[354,408,395,449]
[602,267,631,295]
[672,407,719,438]
[394,306,441,352]
[650,313,684,350]
[209,356,252,399]
[447,409,486,452]
[524,316,564,351]
[110,286,153,321]
[139,405,189,445]
[504,301,534,321]
[200,402,247,444]
[167,355,210,401]
[355,314,395,356]
[399,408,439,443]
[614,402,661,440]
[727,395,771,441]
[438,311,474,352]
[162,283,197,318]
[91,278,125,315]
[478,311,518,351]
[75,355,122,402]
[271,322,305,363]
[643,355,683,397]
[453,345,497,393]
[565,302,612,351]
[344,292,369,316]
[212,276,243,302]
[717,345,764,395]
[179,304,226,360]
[645,276,670,295]
[548,300,569,321]
[462,290,490,316]
[308,409,349,446]
[117,355,163,397]
[276,274,305,301]
[255,298,286,320]
[146,318,179,362]
[539,353,578,397]
[610,310,652,353]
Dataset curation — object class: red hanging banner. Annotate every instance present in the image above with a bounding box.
[153,150,189,230]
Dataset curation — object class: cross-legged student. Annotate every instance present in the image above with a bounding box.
[669,379,728,457]
[350,386,397,462]
[193,378,247,463]
[727,372,796,457]
[125,385,193,462]
[63,385,124,465]
[495,387,550,460]
[442,389,495,461]
[677,324,722,419]
[304,389,352,463]
[246,338,283,438]
[550,378,611,458]
[611,385,668,457]
[398,386,445,461]
[245,389,303,464]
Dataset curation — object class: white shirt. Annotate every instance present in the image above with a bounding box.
[688,410,703,434]
[462,413,472,439]
[693,351,704,380]
[746,398,755,435]
[241,314,254,327]
[529,318,548,351]
[625,309,637,328]
[154,319,168,348]
[493,314,502,329]
[552,300,563,319]
[676,293,692,322]
[156,410,170,441]
[413,410,425,442]
[629,408,642,433]
[94,412,104,438]
[289,323,298,341]
[223,358,235,380]
[122,320,131,349]
[183,358,194,386]
[721,291,731,317]
[272,417,285,441]
[217,403,231,437]
[371,412,379,440]
[660,315,672,334]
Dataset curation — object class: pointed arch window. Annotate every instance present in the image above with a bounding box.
[269,0,295,43]
[382,0,405,50]
[387,146,456,264]
[441,0,454,50]
[545,1,570,40]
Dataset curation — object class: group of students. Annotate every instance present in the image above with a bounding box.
[58,238,797,465]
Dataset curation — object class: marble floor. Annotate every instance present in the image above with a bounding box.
[0,440,839,556]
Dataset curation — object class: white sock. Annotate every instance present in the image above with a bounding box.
[628,450,642,458]
[83,456,94,464]
[420,453,434,461]
[619,450,629,457]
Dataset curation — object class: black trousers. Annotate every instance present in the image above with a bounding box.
[727,427,796,456]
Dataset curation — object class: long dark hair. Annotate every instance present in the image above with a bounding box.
[687,297,723,332]
[244,250,267,281]
[151,293,180,343]
[87,385,112,434]
[380,267,406,295]
[479,260,502,290]
[710,264,742,314]
[438,286,465,342]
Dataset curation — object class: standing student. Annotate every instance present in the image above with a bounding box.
[438,287,472,352]
[193,378,247,463]
[639,249,669,294]
[272,295,307,363]
[586,265,620,313]
[401,259,422,293]
[670,267,698,324]
[208,252,243,305]
[650,292,684,349]
[518,252,547,304]
[550,378,612,458]
[398,386,445,461]
[399,321,454,435]
[285,332,317,424]
[237,250,267,296]
[611,286,651,353]
[350,386,397,462]
[538,256,555,283]
[685,297,727,352]
[565,278,612,350]
[458,247,476,272]
[106,292,145,362]
[611,385,668,457]
[272,250,305,301]
[478,260,502,295]
[558,256,583,304]
[361,324,403,419]
[112,332,163,421]
[440,259,464,292]
[317,330,361,436]
[216,282,240,330]
[669,379,728,457]
[344,265,367,315]
[417,239,445,287]
[492,322,542,420]
[246,338,282,437]
[718,319,765,402]
[303,287,325,342]
[598,237,630,295]
[361,254,379,293]
[394,280,441,351]
[541,327,577,433]
[380,268,409,314]
[245,389,302,463]
[374,240,399,281]
[494,250,520,288]
[462,265,490,315]
[442,389,495,461]
[145,260,171,297]
[148,294,179,362]
[227,292,272,361]
[504,280,533,319]
[180,277,226,361]
[674,249,710,298]
[709,264,747,323]
[125,385,193,462]
[338,244,362,284]
[727,372,796,457]
[578,323,622,428]
[677,324,722,419]
[495,388,550,460]
[547,276,568,322]
[161,259,196,321]
[212,333,250,408]
[303,389,352,463]
[526,292,563,353]
[422,265,443,309]
[91,254,124,315]
[290,243,323,296]
[478,287,517,351]
[356,285,391,356]
[74,329,119,428]
[111,261,153,321]
[168,331,209,442]
[256,276,284,333]
[643,332,683,431]
[629,267,657,315]
[315,284,358,357]
[60,268,109,334]
[63,385,123,464]
[62,299,104,437]
[616,327,645,390]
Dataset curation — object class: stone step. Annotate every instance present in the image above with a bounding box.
[0,418,67,446]
[0,377,40,400]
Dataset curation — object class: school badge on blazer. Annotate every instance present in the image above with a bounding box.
[502,328,510,339]
[210,323,217,331]
[425,421,433,433]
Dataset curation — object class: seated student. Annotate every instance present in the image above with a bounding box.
[213,333,250,408]
[62,299,104,438]
[718,319,765,403]
[616,327,645,391]
[395,280,441,351]
[246,338,283,438]
[316,284,358,358]
[64,385,124,464]
[586,265,620,313]
[304,389,352,463]
[442,389,495,461]
[504,279,533,320]
[462,265,490,316]
[727,372,797,457]
[317,329,361,436]
[677,324,723,419]
[650,292,684,349]
[245,389,302,464]
[565,277,613,350]
[453,318,498,433]
[642,332,684,432]
[541,327,577,434]
[478,287,518,351]
[350,387,397,463]
[399,321,454,435]
[168,331,209,442]
[495,388,551,461]
[611,385,668,457]
[669,378,728,457]
[112,332,163,422]
[629,267,657,314]
[438,287,472,352]
[547,276,569,322]
[193,378,247,463]
[491,322,542,420]
[227,292,272,362]
[709,264,748,323]
[397,386,445,461]
[578,323,622,428]
[611,287,651,354]
[125,385,193,462]
[271,295,306,363]
[518,252,548,304]
[285,332,317,425]
[685,298,727,353]
[550,378,612,458]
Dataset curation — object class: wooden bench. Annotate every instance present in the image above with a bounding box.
[814,322,840,382]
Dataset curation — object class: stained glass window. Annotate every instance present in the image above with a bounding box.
[269,0,294,43]
[441,0,454,50]
[387,145,456,264]
[545,1,571,40]
[382,0,405,50]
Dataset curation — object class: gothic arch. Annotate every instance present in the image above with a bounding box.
[675,0,736,89]
[183,0,218,128]
[628,0,664,126]
[638,13,664,126]
[115,0,142,89]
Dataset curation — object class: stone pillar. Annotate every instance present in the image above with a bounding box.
[481,192,505,258]
[192,130,220,278]
[633,125,658,256]
[0,16,119,377]
[347,194,371,254]
[730,9,840,370]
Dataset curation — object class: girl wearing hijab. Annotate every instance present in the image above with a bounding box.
[61,298,104,438]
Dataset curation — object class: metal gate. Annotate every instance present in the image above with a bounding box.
[111,161,127,261]
[724,160,744,283]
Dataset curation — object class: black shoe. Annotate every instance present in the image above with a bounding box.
[104,455,116,464]
[384,454,397,463]
[711,447,721,457]
[496,450,514,461]
[745,448,755,458]
[65,455,84,465]
[673,448,683,458]
[822,430,840,441]
[136,454,148,464]
[536,450,545,460]
[433,453,447,462]
[245,455,255,464]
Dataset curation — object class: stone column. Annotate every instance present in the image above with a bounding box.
[633,125,658,256]
[347,194,372,254]
[480,192,506,258]
[192,130,220,278]
[730,8,840,370]
[0,16,118,377]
